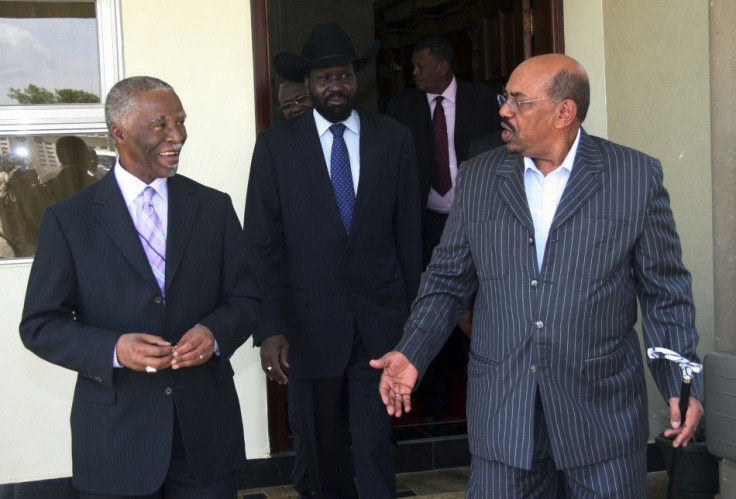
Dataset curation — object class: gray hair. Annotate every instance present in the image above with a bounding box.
[104,76,175,128]
[546,69,590,122]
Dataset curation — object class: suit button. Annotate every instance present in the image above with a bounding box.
[154,296,163,304]
[529,237,534,245]
[534,320,544,329]
[164,387,173,395]
[531,280,539,288]
[530,365,537,374]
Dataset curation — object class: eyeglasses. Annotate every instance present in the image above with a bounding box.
[279,94,310,113]
[497,94,564,112]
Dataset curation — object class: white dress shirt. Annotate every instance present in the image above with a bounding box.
[114,160,169,235]
[524,129,581,272]
[314,108,360,194]
[426,76,458,214]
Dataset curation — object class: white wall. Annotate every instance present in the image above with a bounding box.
[564,0,714,438]
[0,0,268,485]
[563,0,608,139]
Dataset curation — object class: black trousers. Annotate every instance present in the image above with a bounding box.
[290,330,395,499]
[78,410,239,499]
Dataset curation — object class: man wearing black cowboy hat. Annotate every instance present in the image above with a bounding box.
[243,23,422,498]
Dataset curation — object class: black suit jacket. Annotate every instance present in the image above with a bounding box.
[386,79,501,211]
[20,170,262,495]
[467,130,505,159]
[243,109,422,379]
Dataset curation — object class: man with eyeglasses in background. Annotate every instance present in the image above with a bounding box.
[265,77,314,497]
[278,80,312,121]
[244,23,421,498]
[372,53,702,497]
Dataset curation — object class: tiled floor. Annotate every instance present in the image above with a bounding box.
[240,467,670,498]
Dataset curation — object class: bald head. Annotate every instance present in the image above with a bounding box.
[514,54,590,122]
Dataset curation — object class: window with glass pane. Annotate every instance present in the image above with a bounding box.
[1,1,102,105]
[0,133,114,258]
[0,0,120,260]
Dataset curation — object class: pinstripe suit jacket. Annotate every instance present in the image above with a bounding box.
[243,108,422,379]
[397,129,700,470]
[20,170,262,494]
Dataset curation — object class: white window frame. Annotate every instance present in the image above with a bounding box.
[0,0,124,135]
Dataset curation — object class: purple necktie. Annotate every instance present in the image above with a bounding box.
[432,96,451,195]
[136,187,166,296]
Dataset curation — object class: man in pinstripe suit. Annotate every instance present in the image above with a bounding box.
[372,54,703,497]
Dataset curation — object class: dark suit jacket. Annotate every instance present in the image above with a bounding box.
[243,109,422,379]
[386,80,501,211]
[20,170,262,495]
[397,130,700,471]
[467,130,505,159]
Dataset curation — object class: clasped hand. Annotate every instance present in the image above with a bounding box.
[116,324,215,372]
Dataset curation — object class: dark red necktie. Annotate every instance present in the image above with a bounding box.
[432,96,451,195]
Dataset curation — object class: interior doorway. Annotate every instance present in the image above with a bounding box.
[249,0,564,455]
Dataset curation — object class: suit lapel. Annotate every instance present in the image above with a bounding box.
[497,155,534,232]
[296,113,348,238]
[165,176,198,290]
[550,130,604,231]
[351,109,379,242]
[93,170,158,289]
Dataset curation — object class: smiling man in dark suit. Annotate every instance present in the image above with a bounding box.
[244,23,421,499]
[373,54,703,497]
[20,76,262,498]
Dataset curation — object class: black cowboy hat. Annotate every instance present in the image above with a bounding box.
[274,22,381,82]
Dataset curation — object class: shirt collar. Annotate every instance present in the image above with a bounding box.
[426,76,457,105]
[523,128,582,175]
[313,108,360,138]
[113,160,169,208]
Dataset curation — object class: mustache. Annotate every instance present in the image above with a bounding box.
[325,91,348,101]
[501,118,516,133]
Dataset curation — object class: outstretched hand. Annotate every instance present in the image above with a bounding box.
[369,350,418,417]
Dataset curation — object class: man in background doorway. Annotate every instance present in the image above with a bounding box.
[278,80,312,121]
[387,35,502,421]
[267,77,314,497]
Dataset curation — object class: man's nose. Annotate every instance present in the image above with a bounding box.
[167,126,185,143]
[499,102,512,119]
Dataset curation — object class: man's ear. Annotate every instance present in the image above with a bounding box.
[555,99,578,128]
[438,59,451,77]
[110,124,125,143]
